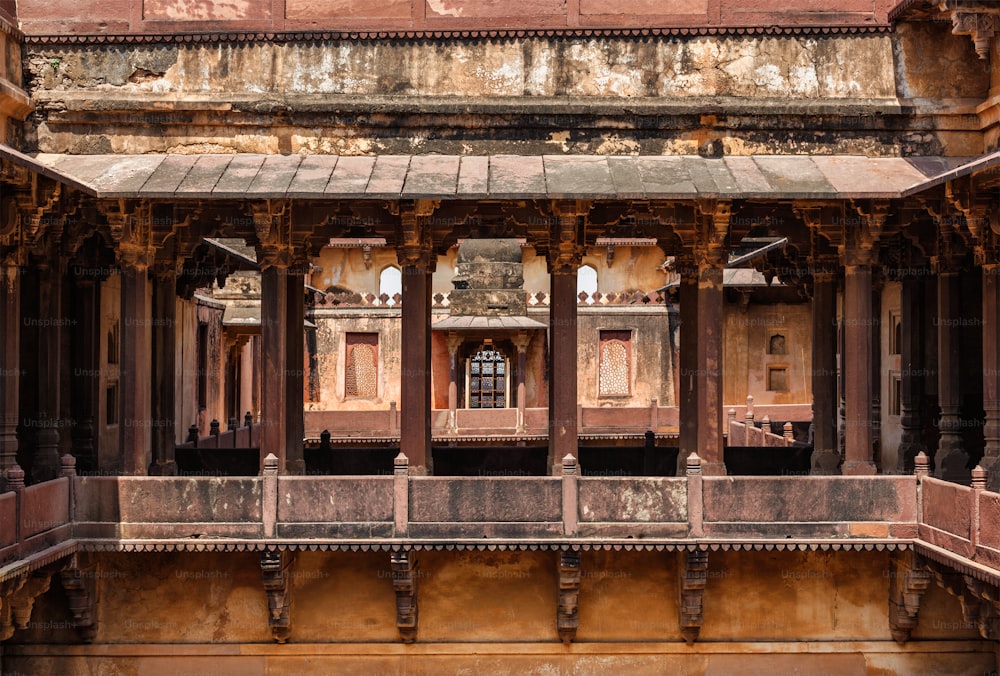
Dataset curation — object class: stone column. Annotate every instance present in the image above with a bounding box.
[119,248,153,476]
[842,252,877,475]
[69,275,100,474]
[33,256,64,481]
[446,332,461,434]
[285,269,305,474]
[678,268,698,476]
[897,273,926,474]
[811,270,840,474]
[149,263,178,475]
[399,260,433,474]
[694,248,726,476]
[983,264,1000,490]
[513,332,530,434]
[548,266,579,474]
[935,266,969,482]
[260,260,306,475]
[0,261,20,488]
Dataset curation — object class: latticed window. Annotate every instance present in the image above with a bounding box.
[599,330,631,396]
[468,345,507,409]
[345,333,378,399]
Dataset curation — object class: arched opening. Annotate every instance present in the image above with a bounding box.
[577,264,597,304]
[379,266,402,306]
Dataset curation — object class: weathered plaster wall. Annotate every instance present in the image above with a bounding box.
[13,0,895,35]
[96,274,120,472]
[723,301,813,407]
[312,310,401,411]
[5,549,994,674]
[23,34,971,157]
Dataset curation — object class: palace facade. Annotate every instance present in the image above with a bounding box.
[1,0,1000,673]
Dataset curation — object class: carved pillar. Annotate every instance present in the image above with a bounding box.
[983,263,1000,490]
[678,265,698,475]
[392,200,438,473]
[69,275,100,474]
[548,264,580,474]
[935,265,969,482]
[33,255,64,481]
[118,247,152,476]
[811,270,840,474]
[842,250,878,475]
[0,259,21,488]
[513,332,530,434]
[149,262,178,475]
[898,273,927,474]
[694,245,726,476]
[398,253,433,475]
[446,332,461,434]
[259,260,306,475]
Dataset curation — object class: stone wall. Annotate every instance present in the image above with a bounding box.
[20,31,986,156]
[4,549,992,674]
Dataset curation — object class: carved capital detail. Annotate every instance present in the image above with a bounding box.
[261,550,292,643]
[390,551,418,643]
[679,549,709,644]
[395,200,437,270]
[888,550,931,644]
[557,550,581,644]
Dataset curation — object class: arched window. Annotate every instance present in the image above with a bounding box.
[468,345,507,409]
[379,266,402,306]
[577,264,597,304]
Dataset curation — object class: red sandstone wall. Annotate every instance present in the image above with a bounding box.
[15,0,896,35]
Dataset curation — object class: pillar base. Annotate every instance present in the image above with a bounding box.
[148,460,178,477]
[981,455,1000,493]
[842,460,877,476]
[699,460,727,477]
[810,450,841,476]
[935,444,970,484]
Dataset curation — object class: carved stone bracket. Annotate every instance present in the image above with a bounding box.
[924,557,1000,639]
[556,549,581,644]
[939,1,1000,58]
[100,199,155,270]
[59,558,98,642]
[548,200,589,275]
[260,550,293,643]
[691,200,731,269]
[393,199,438,270]
[390,550,418,643]
[679,548,709,644]
[1,571,53,641]
[888,550,932,644]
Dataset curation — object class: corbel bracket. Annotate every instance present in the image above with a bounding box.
[390,551,418,643]
[888,550,931,644]
[679,549,709,644]
[261,550,293,643]
[557,550,581,644]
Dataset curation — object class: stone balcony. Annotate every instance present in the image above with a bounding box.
[2,454,997,590]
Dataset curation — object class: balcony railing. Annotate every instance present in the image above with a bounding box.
[2,453,997,587]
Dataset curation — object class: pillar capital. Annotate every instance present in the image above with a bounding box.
[393,200,437,270]
[446,332,463,355]
[512,331,531,353]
